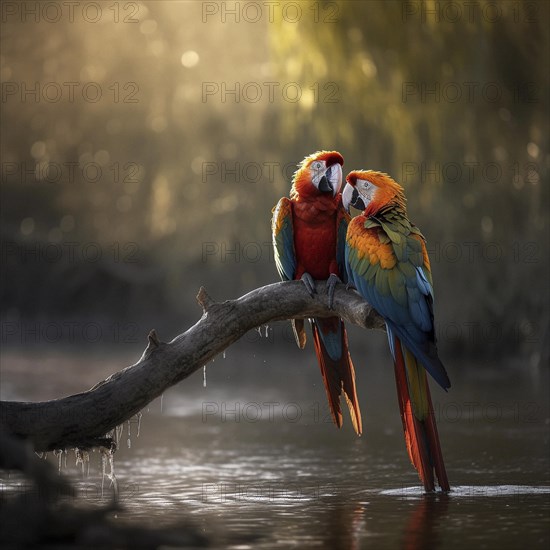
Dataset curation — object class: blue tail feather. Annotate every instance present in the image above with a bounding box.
[313,318,342,362]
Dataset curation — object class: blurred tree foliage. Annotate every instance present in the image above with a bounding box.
[0,1,548,363]
[269,0,548,364]
[270,0,549,363]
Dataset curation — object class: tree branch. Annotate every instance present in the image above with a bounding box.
[0,282,385,452]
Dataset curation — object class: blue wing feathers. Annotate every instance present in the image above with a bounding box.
[336,214,349,283]
[346,226,450,391]
[386,319,450,390]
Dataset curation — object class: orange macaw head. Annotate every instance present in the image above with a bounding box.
[290,150,344,200]
[342,170,406,216]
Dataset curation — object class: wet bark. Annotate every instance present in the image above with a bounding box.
[0,281,384,452]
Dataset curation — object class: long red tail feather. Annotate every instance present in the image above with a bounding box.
[311,318,362,435]
[425,386,450,491]
[393,336,449,491]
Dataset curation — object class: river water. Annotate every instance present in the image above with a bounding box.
[1,340,549,549]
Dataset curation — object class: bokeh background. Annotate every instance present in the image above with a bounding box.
[1,0,548,369]
[1,1,549,547]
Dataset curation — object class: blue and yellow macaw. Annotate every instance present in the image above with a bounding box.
[272,151,362,435]
[342,169,450,491]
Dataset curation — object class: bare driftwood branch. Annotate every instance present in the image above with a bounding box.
[0,281,385,452]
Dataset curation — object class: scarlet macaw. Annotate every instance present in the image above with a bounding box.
[342,170,450,491]
[272,151,362,435]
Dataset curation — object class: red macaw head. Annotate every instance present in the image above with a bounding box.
[342,170,406,216]
[290,150,344,199]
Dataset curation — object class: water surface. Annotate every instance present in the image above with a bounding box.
[1,347,549,548]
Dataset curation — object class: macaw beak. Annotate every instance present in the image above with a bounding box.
[318,162,342,196]
[342,183,365,213]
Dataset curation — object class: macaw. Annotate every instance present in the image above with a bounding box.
[342,170,450,492]
[272,151,362,435]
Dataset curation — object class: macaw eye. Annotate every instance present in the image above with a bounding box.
[311,161,323,171]
[359,179,372,190]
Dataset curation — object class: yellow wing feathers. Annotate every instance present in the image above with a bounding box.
[347,217,397,270]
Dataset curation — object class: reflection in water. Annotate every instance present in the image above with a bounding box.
[402,495,449,550]
[301,492,451,550]
[318,495,450,550]
[64,410,545,550]
[315,499,365,550]
[1,354,549,549]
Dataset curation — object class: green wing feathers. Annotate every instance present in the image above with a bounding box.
[271,197,296,282]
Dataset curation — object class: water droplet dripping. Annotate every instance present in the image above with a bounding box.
[55,449,62,474]
[101,451,106,498]
[136,412,142,437]
[101,447,118,498]
[75,448,89,478]
[115,425,123,446]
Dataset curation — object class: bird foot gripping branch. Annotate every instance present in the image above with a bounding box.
[299,272,316,297]
[272,151,451,492]
[325,273,342,310]
[272,150,363,437]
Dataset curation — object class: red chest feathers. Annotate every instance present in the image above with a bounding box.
[292,200,339,280]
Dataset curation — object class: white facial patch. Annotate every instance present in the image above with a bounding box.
[356,178,376,206]
[310,160,326,187]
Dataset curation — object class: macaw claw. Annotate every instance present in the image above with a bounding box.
[326,273,342,309]
[300,272,316,298]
